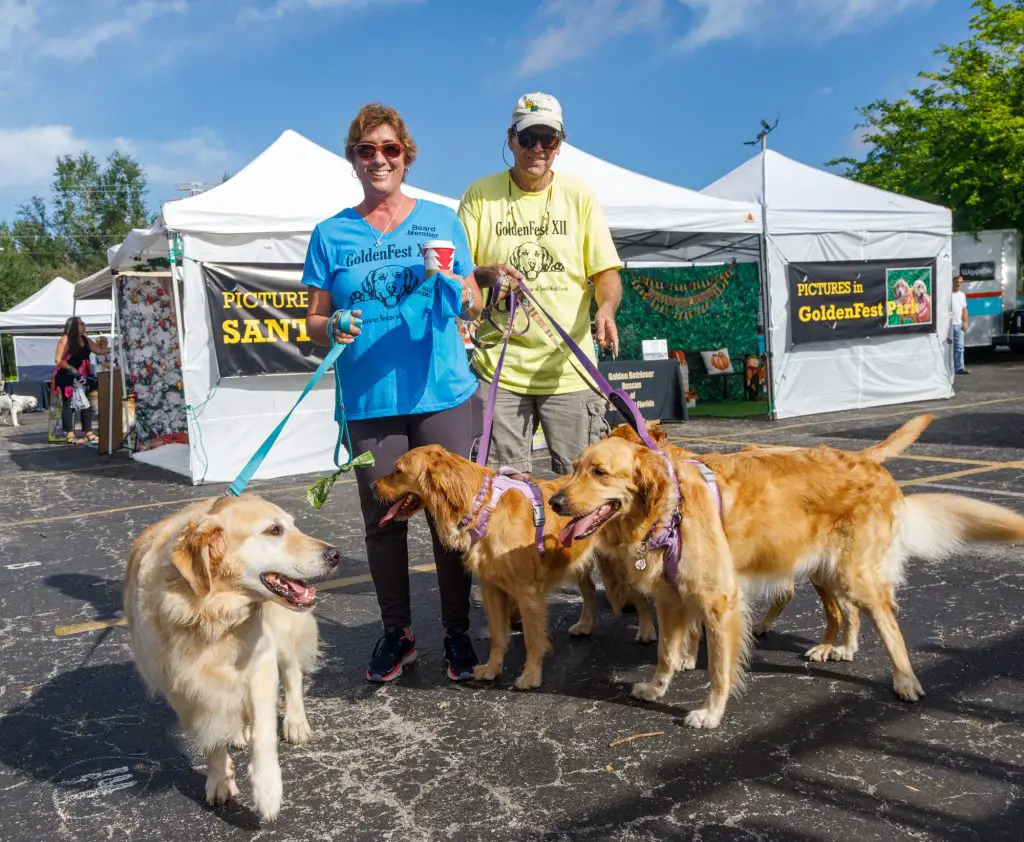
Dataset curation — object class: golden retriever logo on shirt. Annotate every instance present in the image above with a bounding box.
[508,242,564,281]
[349,265,430,309]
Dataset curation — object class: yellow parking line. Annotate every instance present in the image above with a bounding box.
[53,563,438,638]
[55,617,128,636]
[0,477,356,529]
[665,435,1003,467]
[684,394,1024,440]
[900,461,1024,487]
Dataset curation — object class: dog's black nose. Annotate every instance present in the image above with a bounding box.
[550,491,568,516]
[322,546,341,568]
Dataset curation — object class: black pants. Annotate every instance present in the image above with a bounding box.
[348,395,481,634]
[61,397,93,435]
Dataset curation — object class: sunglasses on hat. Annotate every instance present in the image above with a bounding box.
[352,141,404,161]
[514,130,561,151]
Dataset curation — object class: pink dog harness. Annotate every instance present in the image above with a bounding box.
[458,467,546,554]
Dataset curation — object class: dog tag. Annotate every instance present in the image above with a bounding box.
[634,558,647,571]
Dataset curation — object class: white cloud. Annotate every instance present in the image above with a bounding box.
[0,125,235,191]
[518,0,665,76]
[241,0,422,23]
[0,126,85,187]
[675,0,935,52]
[36,0,188,61]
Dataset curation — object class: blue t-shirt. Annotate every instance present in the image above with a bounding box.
[302,199,478,421]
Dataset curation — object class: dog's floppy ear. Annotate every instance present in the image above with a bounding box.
[171,516,226,597]
[607,422,668,445]
[418,449,471,522]
[633,448,670,507]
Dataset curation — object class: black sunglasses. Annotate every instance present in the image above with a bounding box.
[514,130,561,151]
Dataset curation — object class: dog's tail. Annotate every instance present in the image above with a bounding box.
[897,493,1024,561]
[861,414,934,463]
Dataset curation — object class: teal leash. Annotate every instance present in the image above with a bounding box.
[224,310,374,503]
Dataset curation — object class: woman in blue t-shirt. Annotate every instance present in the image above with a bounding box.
[303,103,495,684]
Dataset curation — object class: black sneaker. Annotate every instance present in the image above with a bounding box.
[443,628,479,681]
[366,627,417,682]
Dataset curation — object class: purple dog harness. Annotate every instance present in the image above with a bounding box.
[636,455,723,584]
[458,467,546,554]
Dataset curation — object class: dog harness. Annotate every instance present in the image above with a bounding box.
[636,456,722,584]
[458,467,546,554]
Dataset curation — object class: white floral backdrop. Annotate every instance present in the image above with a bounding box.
[117,274,188,452]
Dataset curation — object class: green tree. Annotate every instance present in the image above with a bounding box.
[47,150,150,272]
[829,0,1024,233]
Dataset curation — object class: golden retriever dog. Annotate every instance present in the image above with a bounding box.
[372,437,659,690]
[551,415,1024,729]
[744,416,936,659]
[124,494,340,821]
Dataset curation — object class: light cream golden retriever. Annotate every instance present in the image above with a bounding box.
[551,415,1024,729]
[123,494,340,821]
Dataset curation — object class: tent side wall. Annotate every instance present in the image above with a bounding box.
[178,232,343,484]
[766,230,953,419]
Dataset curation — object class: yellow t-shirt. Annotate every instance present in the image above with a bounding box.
[458,170,621,395]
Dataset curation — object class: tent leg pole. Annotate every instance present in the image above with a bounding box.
[107,281,116,454]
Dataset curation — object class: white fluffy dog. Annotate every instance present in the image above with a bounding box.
[0,393,38,426]
[124,494,341,822]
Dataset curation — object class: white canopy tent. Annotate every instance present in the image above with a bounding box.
[551,143,761,262]
[0,277,112,334]
[704,149,954,419]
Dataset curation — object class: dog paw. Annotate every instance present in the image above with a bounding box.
[635,624,657,644]
[513,669,542,690]
[630,681,665,702]
[680,655,697,671]
[231,726,251,749]
[751,622,770,637]
[472,662,502,681]
[205,774,238,807]
[249,763,283,823]
[568,620,592,637]
[893,673,925,702]
[829,644,856,662]
[804,644,835,662]
[282,713,312,745]
[684,707,723,730]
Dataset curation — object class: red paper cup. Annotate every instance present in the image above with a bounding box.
[423,239,455,275]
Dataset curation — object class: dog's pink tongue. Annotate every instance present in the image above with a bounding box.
[558,507,607,547]
[378,500,406,527]
[284,576,316,606]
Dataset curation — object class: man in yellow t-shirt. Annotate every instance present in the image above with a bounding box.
[458,92,623,474]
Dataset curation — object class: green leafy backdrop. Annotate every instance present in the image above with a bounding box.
[596,261,763,401]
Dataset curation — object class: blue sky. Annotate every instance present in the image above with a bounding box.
[0,0,977,231]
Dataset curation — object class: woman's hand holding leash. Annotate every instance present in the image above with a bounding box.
[331,309,362,345]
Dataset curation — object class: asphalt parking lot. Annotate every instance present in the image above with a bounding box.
[1,350,1022,842]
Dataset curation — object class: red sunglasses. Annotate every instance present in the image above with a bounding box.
[352,141,404,161]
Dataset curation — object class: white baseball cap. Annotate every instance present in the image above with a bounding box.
[511,92,564,134]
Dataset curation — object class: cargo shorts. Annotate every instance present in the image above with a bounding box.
[474,379,610,475]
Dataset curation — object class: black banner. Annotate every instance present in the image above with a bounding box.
[598,359,684,424]
[787,258,937,345]
[960,261,996,281]
[202,263,324,378]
